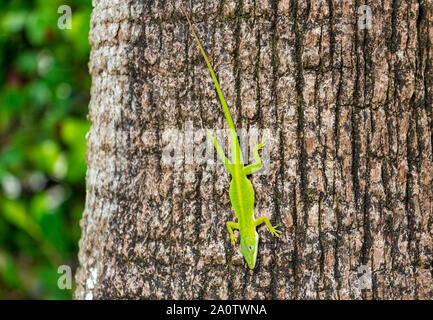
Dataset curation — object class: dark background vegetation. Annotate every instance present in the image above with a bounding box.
[0,0,91,299]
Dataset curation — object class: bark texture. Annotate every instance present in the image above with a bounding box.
[75,0,433,299]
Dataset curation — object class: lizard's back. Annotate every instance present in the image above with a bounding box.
[229,174,255,224]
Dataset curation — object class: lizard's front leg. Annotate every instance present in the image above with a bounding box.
[206,128,233,174]
[254,217,281,237]
[226,221,239,247]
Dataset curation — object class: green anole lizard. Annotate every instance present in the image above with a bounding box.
[182,5,281,269]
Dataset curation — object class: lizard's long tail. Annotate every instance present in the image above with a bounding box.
[181,3,243,164]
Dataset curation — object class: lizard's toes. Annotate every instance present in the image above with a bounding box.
[270,228,282,237]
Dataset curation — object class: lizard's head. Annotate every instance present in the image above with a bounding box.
[240,233,259,269]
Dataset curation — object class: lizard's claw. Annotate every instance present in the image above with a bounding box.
[269,225,282,237]
[254,129,267,152]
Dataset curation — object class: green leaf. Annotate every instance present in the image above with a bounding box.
[1,199,42,241]
[61,118,89,182]
[66,9,91,57]
[40,212,67,253]
[29,140,61,176]
[61,118,89,147]
[0,88,27,112]
[16,51,38,75]
[37,265,72,300]
[0,252,21,289]
[1,11,28,33]
[27,80,52,107]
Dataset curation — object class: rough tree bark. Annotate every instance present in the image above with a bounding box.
[75,0,433,299]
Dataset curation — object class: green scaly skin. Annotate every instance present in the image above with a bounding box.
[182,5,281,269]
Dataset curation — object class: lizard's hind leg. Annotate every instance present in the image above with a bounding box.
[244,130,267,175]
[226,221,239,247]
[206,128,233,173]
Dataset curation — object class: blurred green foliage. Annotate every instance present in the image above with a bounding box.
[0,0,91,299]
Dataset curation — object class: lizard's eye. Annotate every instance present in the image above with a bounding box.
[248,246,254,251]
